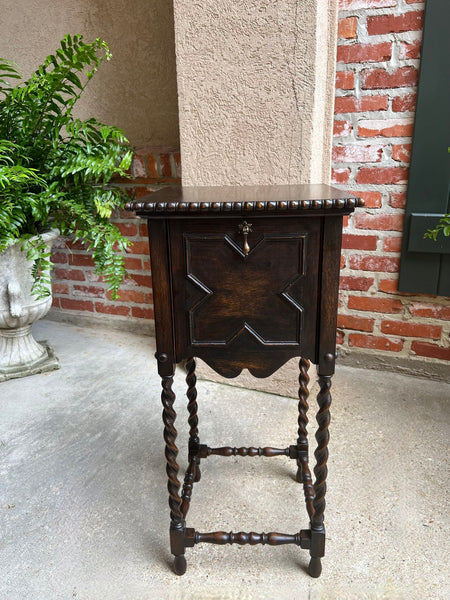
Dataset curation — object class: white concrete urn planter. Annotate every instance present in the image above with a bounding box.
[0,229,60,381]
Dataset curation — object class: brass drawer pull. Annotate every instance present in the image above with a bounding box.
[238,221,253,255]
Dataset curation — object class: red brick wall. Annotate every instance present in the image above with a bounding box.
[334,0,450,364]
[50,0,449,366]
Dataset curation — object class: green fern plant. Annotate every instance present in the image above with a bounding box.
[0,35,133,299]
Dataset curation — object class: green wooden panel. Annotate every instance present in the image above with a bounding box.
[408,214,450,254]
[438,256,450,296]
[398,0,450,294]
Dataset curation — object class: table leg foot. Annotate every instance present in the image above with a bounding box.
[173,554,187,576]
[308,557,322,578]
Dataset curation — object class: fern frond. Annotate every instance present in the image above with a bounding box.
[0,35,134,298]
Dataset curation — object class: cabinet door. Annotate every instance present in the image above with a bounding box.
[169,217,321,377]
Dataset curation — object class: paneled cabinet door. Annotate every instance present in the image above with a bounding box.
[169,217,321,377]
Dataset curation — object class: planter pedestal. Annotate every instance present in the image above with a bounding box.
[0,326,59,382]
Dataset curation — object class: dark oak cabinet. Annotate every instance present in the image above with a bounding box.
[127,184,363,578]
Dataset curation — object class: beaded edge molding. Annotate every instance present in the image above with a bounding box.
[126,197,365,214]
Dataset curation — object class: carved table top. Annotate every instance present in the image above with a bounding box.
[126,184,364,217]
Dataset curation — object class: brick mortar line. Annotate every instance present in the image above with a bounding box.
[339,5,424,19]
[52,246,150,255]
[57,278,154,290]
[334,104,417,112]
[337,32,423,45]
[341,332,448,354]
[340,296,450,314]
[343,323,445,345]
[349,114,416,124]
[335,71,419,81]
[54,298,156,310]
[333,160,411,167]
[334,127,415,135]
[52,276,153,291]
[53,295,154,305]
[333,182,408,194]
[54,297,155,307]
[332,140,413,145]
[339,303,450,330]
[341,250,401,257]
[334,90,417,99]
[339,294,450,310]
[336,59,421,70]
[338,308,450,332]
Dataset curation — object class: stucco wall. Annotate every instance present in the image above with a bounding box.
[0,0,179,148]
[173,0,338,186]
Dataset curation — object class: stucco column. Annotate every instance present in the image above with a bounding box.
[172,0,338,186]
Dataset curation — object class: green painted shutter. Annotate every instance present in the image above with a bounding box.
[398,0,450,296]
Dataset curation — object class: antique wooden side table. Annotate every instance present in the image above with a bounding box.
[126,185,363,578]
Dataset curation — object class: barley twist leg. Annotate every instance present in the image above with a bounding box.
[296,357,315,520]
[161,375,186,575]
[308,373,332,578]
[185,357,201,482]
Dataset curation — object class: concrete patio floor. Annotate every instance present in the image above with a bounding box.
[1,319,449,600]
